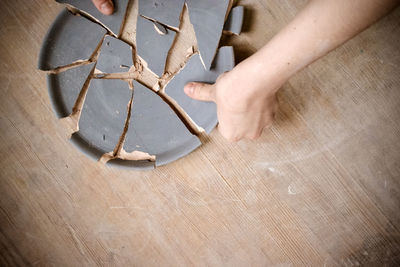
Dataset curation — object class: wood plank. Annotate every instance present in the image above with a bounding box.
[0,0,399,266]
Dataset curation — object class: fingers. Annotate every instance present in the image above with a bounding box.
[218,113,274,142]
[217,123,241,143]
[184,82,216,102]
[218,124,262,142]
[247,130,263,140]
[92,0,114,15]
[218,124,268,142]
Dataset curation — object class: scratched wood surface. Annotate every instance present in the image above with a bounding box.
[1,0,400,266]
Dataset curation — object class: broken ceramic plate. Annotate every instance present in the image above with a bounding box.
[39,2,242,169]
[119,81,201,167]
[38,9,106,71]
[164,46,235,133]
[224,6,244,35]
[96,35,133,74]
[71,79,131,160]
[136,15,176,77]
[186,0,230,70]
[55,0,129,37]
[47,63,95,118]
[138,0,185,29]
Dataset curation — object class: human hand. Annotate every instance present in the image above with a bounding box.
[184,65,280,142]
[91,0,114,15]
[186,0,398,142]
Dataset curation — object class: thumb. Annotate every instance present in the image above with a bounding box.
[92,0,114,15]
[184,82,216,102]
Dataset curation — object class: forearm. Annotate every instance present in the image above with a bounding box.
[234,0,399,92]
[184,0,398,141]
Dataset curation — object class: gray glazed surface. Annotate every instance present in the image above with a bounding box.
[224,6,244,35]
[124,82,201,167]
[138,0,185,28]
[186,0,230,70]
[164,46,235,133]
[38,9,106,71]
[56,0,129,37]
[96,35,133,74]
[47,63,95,118]
[71,79,131,160]
[136,16,176,77]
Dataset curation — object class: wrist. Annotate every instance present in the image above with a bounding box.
[231,52,287,96]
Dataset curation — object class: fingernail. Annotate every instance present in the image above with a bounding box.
[184,83,195,95]
[101,1,113,15]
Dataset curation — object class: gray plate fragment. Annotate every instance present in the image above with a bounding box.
[56,0,129,37]
[139,0,185,29]
[136,16,176,77]
[164,46,235,133]
[223,6,244,35]
[123,82,201,167]
[186,0,230,70]
[47,63,95,118]
[38,9,106,71]
[71,79,131,160]
[96,35,133,74]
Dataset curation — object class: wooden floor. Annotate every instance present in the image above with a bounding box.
[1,0,400,266]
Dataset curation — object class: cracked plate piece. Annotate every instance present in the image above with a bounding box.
[96,35,133,74]
[223,6,244,35]
[136,16,176,77]
[186,0,230,70]
[138,0,185,29]
[48,63,95,118]
[122,81,201,167]
[70,79,131,161]
[164,46,235,133]
[56,0,129,37]
[38,9,106,71]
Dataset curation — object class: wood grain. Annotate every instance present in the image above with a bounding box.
[0,0,399,266]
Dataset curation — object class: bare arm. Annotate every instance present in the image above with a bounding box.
[184,0,399,142]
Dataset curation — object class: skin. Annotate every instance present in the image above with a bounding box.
[184,0,399,142]
[91,0,114,15]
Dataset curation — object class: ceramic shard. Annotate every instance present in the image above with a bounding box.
[38,9,107,71]
[96,35,133,74]
[136,16,176,77]
[102,91,156,169]
[47,63,95,118]
[223,6,244,35]
[186,0,230,70]
[138,0,185,29]
[55,0,129,37]
[70,79,131,160]
[123,81,201,167]
[164,46,235,133]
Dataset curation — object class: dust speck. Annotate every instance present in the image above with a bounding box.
[288,184,298,195]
